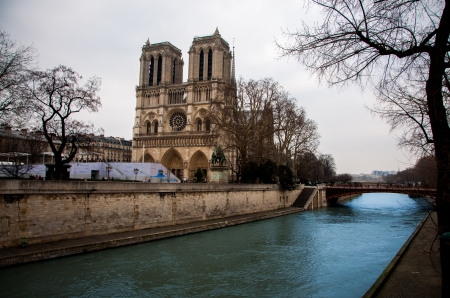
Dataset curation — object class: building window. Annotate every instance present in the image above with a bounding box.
[154,121,158,134]
[157,55,162,85]
[170,112,187,132]
[197,119,202,131]
[146,122,151,134]
[205,119,211,132]
[168,88,186,105]
[205,87,211,101]
[196,88,202,102]
[199,50,204,81]
[149,57,154,86]
[207,49,212,80]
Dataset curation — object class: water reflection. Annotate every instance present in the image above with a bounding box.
[0,193,429,297]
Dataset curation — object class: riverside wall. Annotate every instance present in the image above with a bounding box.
[0,181,303,248]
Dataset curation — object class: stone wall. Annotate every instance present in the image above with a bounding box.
[0,181,302,248]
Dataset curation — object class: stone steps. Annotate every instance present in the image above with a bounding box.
[292,188,316,208]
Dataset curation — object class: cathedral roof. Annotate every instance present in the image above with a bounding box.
[193,27,229,46]
[142,41,182,54]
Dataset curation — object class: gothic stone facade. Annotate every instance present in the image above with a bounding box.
[132,29,233,181]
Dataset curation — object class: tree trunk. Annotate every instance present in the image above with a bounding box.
[433,131,450,296]
[426,2,450,294]
[53,156,64,180]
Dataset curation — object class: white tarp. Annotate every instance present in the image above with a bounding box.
[1,162,181,182]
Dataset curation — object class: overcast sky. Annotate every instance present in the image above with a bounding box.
[0,0,414,174]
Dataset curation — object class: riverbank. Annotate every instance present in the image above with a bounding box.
[0,207,303,267]
[0,193,433,297]
[364,210,441,297]
[1,181,317,249]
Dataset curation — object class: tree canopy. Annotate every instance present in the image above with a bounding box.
[25,65,102,179]
[0,29,35,126]
[210,78,319,183]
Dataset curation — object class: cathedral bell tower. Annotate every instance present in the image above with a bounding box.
[139,40,184,86]
[132,29,233,182]
[187,28,232,83]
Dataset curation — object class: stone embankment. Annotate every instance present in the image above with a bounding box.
[0,181,328,266]
[0,207,302,267]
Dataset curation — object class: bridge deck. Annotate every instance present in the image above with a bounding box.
[325,186,437,200]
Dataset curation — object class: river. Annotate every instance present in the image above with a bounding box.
[0,193,430,297]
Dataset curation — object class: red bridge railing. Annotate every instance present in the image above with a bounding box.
[325,185,437,200]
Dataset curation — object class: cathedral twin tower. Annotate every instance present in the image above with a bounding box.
[132,28,233,181]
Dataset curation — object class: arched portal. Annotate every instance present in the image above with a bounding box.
[142,153,155,163]
[189,150,209,180]
[161,148,184,179]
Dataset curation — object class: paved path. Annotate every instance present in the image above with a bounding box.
[366,211,441,297]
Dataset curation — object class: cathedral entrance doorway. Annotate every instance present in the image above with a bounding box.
[161,148,183,179]
[143,153,155,163]
[189,150,209,181]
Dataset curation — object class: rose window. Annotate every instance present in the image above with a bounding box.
[170,112,187,131]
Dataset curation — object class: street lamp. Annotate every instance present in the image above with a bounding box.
[134,168,139,181]
[106,166,112,180]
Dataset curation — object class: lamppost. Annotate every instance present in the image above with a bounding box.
[106,166,112,180]
[134,168,139,182]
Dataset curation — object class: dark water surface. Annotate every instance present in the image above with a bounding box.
[0,193,429,297]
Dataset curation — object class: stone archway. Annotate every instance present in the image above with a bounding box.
[141,152,155,163]
[161,148,184,179]
[189,150,209,180]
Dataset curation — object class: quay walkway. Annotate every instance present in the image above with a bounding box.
[365,210,441,297]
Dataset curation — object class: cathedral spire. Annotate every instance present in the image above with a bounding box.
[231,38,236,84]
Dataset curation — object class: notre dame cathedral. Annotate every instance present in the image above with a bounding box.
[132,28,234,181]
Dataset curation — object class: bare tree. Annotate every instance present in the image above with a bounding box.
[415,155,438,188]
[295,151,321,183]
[289,108,320,172]
[210,78,277,182]
[320,154,336,181]
[0,29,36,126]
[267,83,320,171]
[211,77,319,183]
[370,65,443,157]
[335,173,353,184]
[25,65,101,179]
[278,1,450,291]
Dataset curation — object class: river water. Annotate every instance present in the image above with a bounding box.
[0,193,429,297]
